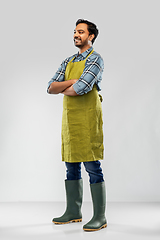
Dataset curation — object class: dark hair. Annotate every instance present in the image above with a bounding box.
[76,19,99,44]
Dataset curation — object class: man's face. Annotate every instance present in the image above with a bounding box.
[73,23,92,48]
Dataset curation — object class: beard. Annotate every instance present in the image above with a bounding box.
[74,38,89,48]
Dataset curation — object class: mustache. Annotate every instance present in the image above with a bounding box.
[74,37,81,40]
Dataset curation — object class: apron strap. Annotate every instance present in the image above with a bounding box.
[71,49,94,63]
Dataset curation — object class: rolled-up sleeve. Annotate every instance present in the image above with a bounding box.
[47,59,69,93]
[72,54,104,95]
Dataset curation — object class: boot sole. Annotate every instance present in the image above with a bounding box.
[83,223,107,231]
[52,218,82,224]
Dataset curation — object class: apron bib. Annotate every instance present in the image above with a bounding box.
[61,50,104,162]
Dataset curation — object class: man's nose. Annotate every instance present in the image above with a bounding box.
[74,31,79,38]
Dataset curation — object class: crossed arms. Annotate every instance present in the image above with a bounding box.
[48,79,79,96]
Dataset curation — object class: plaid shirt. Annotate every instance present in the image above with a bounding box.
[47,47,104,95]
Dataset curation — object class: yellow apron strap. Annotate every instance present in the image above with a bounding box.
[70,49,94,63]
[70,56,76,63]
[86,49,94,59]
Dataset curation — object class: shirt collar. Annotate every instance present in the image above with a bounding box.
[76,46,93,59]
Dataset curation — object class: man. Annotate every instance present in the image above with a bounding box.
[47,19,107,232]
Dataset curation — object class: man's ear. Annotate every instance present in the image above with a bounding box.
[89,34,94,42]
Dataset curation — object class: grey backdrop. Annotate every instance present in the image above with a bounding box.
[0,0,160,202]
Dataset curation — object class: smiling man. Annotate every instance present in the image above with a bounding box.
[47,19,107,232]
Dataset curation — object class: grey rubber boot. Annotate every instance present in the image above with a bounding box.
[83,181,107,231]
[52,179,83,224]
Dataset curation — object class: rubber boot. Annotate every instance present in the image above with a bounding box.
[52,179,83,224]
[83,181,107,231]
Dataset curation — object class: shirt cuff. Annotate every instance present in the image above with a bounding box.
[47,80,55,93]
[47,86,50,93]
[72,82,84,95]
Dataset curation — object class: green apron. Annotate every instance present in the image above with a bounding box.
[61,49,104,162]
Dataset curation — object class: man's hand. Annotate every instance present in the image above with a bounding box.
[71,79,78,84]
[48,79,78,94]
[62,85,79,96]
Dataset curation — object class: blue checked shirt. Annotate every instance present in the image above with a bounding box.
[47,47,104,95]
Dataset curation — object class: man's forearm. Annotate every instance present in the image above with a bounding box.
[48,80,77,94]
[62,86,79,96]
